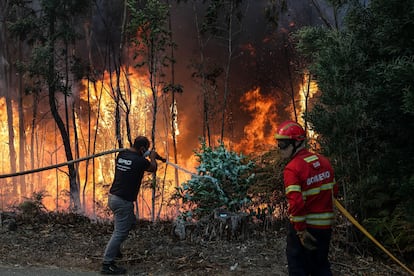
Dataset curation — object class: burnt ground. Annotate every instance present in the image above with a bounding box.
[0,211,411,276]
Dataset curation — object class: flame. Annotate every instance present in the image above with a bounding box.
[171,100,179,136]
[80,68,152,140]
[0,97,10,188]
[78,67,159,216]
[0,67,166,217]
[298,72,319,147]
[0,65,318,218]
[75,67,190,219]
[0,97,20,200]
[235,87,278,154]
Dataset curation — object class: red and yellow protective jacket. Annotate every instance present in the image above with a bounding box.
[284,148,338,231]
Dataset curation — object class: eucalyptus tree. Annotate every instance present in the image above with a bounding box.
[126,0,173,221]
[162,0,183,201]
[185,0,220,147]
[8,0,92,211]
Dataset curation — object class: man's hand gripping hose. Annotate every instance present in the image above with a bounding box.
[155,153,166,163]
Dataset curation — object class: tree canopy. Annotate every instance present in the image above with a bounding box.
[295,0,414,259]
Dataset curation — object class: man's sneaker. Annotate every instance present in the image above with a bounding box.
[100,261,126,275]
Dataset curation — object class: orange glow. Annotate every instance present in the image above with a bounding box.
[298,72,319,147]
[0,97,19,204]
[0,67,317,219]
[235,87,278,154]
[0,67,169,218]
[78,67,161,217]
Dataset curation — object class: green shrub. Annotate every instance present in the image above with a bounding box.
[175,140,255,219]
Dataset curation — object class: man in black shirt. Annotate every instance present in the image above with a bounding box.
[101,136,160,275]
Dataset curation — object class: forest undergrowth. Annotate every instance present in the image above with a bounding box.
[0,205,410,276]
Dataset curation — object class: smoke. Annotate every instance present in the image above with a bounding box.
[2,0,333,158]
[71,0,336,161]
[168,0,330,158]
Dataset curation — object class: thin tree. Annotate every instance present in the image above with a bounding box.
[189,0,221,147]
[127,0,171,221]
[198,0,250,142]
[0,1,18,197]
[163,0,183,198]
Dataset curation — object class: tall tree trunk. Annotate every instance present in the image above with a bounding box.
[72,100,81,209]
[192,1,212,146]
[220,1,236,142]
[92,78,105,217]
[167,0,180,196]
[120,0,133,147]
[82,77,91,214]
[54,124,59,210]
[84,21,94,217]
[29,93,39,195]
[283,34,298,121]
[113,70,123,149]
[47,8,80,211]
[1,12,18,196]
[5,82,17,196]
[17,40,26,197]
[150,40,158,222]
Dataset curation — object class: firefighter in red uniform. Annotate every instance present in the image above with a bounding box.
[275,120,338,276]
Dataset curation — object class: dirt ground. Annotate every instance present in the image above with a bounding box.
[0,211,410,276]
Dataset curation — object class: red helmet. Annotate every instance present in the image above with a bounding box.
[275,120,306,141]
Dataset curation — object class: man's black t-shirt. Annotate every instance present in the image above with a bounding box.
[109,150,150,202]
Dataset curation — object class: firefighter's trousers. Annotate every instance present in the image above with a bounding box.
[286,223,333,276]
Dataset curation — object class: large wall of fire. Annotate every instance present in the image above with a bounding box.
[0,0,325,218]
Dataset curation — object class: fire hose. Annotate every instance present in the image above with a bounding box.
[0,150,413,274]
[334,199,414,275]
[0,148,127,179]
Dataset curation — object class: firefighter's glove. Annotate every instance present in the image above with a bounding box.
[297,230,318,251]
